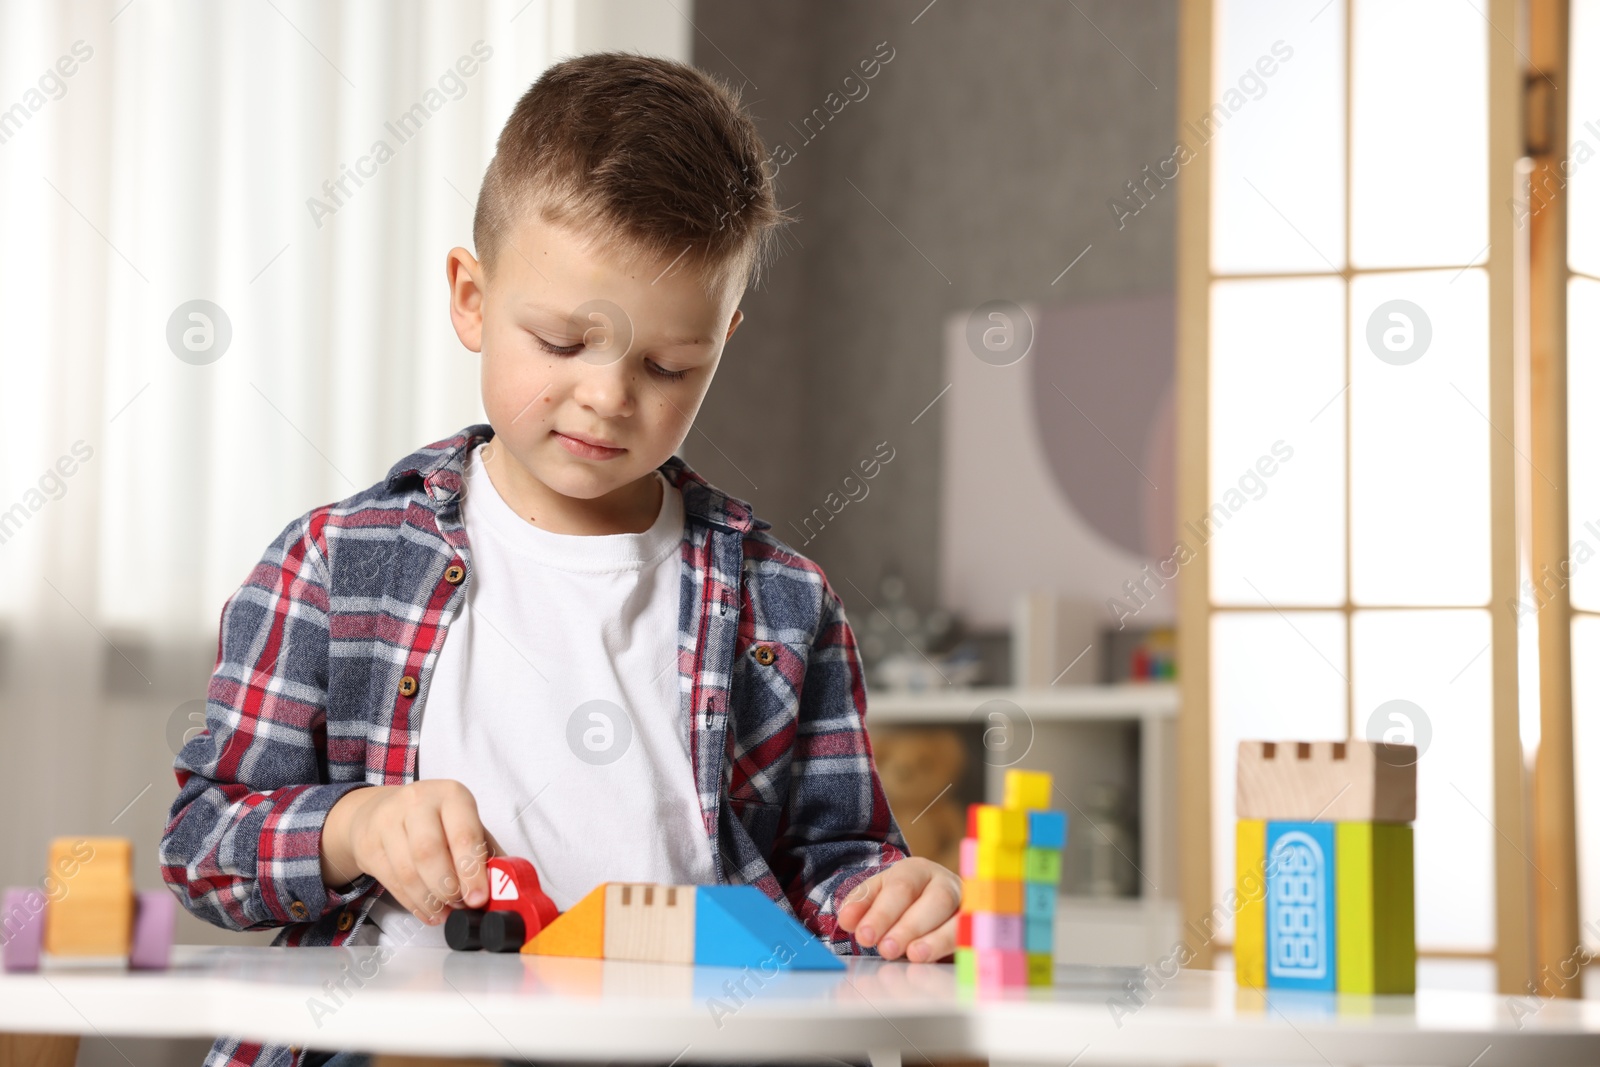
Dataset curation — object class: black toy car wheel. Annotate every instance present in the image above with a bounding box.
[444,908,485,951]
[480,910,527,953]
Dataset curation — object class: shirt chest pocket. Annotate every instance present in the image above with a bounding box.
[724,637,807,809]
[724,795,785,858]
[732,637,808,719]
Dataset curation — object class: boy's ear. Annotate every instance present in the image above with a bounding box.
[446,246,485,353]
[725,308,744,341]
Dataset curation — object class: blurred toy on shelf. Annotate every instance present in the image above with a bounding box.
[2,837,175,972]
[856,574,983,692]
[871,726,970,872]
[1100,625,1175,683]
[956,769,1067,991]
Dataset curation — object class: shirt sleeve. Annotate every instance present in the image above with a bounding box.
[773,579,910,952]
[159,511,377,931]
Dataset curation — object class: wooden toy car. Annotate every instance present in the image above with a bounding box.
[2,837,175,972]
[443,856,559,953]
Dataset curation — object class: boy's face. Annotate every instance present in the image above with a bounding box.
[446,213,744,529]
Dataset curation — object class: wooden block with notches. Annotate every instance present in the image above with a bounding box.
[1236,740,1416,823]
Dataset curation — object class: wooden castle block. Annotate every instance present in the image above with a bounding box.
[603,884,695,964]
[1236,741,1416,823]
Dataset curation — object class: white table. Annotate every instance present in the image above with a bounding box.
[3,946,1599,1066]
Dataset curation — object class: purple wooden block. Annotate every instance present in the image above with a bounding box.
[129,891,176,970]
[2,887,46,972]
[971,912,1024,951]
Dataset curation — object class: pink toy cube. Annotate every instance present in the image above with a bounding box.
[971,912,1024,951]
[975,947,1028,987]
[959,837,978,879]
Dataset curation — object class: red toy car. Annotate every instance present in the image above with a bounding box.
[443,856,558,953]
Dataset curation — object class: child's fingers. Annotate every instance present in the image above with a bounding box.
[904,914,957,964]
[877,880,961,961]
[405,811,464,916]
[835,873,883,932]
[379,826,433,922]
[440,790,492,908]
[851,872,920,950]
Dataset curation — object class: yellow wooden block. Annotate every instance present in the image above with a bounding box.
[1234,820,1266,989]
[1004,769,1052,811]
[975,807,1027,848]
[43,838,133,957]
[523,883,606,958]
[974,843,1024,880]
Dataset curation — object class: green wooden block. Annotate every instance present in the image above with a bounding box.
[1023,847,1061,884]
[1335,822,1415,994]
[955,947,977,985]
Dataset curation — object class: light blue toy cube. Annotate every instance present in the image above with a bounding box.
[1023,882,1056,920]
[1027,810,1067,849]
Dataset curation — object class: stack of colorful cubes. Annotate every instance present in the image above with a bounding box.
[955,768,1067,989]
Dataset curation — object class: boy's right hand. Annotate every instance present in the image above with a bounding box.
[320,780,497,924]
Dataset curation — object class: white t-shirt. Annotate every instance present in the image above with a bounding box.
[364,444,715,948]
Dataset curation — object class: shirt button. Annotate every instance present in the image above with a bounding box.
[444,564,465,585]
[289,900,310,920]
[337,911,355,932]
[398,675,419,697]
[753,645,777,666]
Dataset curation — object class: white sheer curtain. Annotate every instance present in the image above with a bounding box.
[0,0,689,900]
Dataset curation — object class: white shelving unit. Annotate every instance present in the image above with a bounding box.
[866,684,1181,967]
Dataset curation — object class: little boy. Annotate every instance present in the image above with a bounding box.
[160,53,960,1067]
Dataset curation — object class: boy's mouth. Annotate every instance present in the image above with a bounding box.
[553,429,626,460]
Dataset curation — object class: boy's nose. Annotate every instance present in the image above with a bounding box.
[571,360,635,418]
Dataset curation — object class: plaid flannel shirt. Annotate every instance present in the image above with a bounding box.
[160,425,908,1067]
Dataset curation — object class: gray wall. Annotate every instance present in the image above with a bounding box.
[690,0,1178,627]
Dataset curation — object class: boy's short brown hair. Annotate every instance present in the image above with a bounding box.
[474,52,792,295]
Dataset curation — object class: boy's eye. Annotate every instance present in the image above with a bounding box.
[648,362,690,382]
[533,335,584,357]
[534,333,693,382]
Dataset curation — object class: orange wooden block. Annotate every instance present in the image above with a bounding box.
[960,878,1022,915]
[43,838,133,957]
[523,884,606,958]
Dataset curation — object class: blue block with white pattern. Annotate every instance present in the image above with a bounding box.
[1266,820,1337,991]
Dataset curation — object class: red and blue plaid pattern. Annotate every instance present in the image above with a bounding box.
[159,425,907,1067]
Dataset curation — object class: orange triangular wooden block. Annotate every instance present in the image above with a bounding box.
[521,883,606,958]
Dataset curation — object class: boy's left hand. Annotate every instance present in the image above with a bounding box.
[836,857,962,963]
